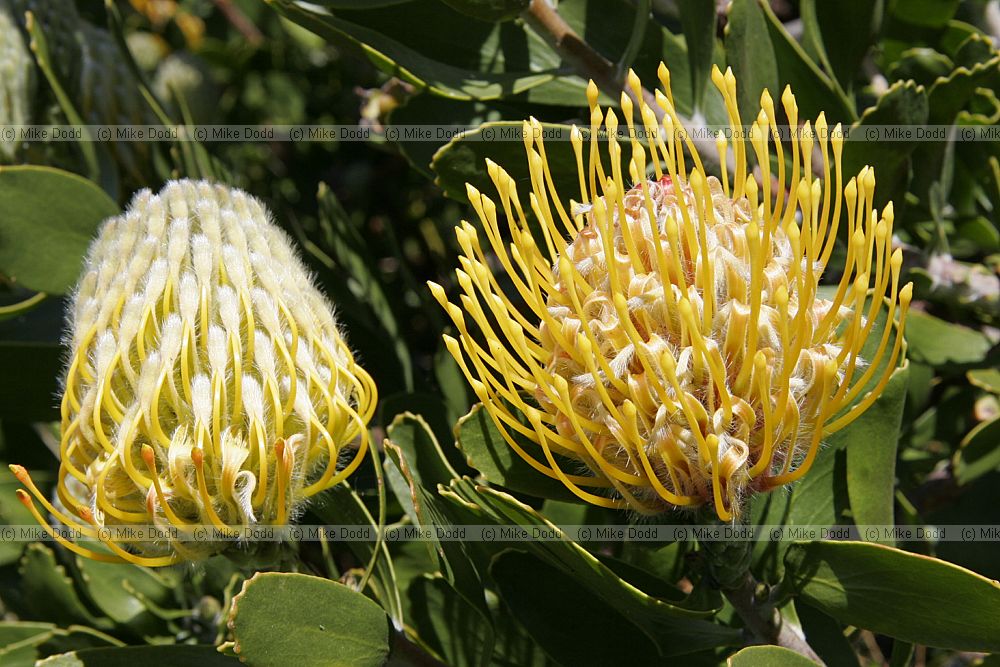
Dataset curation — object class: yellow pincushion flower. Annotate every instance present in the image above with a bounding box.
[430,64,911,521]
[13,179,376,565]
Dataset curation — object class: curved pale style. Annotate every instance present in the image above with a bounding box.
[431,64,911,521]
[13,179,376,565]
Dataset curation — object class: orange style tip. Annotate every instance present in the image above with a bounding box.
[275,439,285,457]
[78,507,94,522]
[141,444,155,466]
[191,447,205,466]
[9,464,28,482]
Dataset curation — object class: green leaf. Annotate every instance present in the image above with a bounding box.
[0,166,118,294]
[800,0,881,93]
[724,0,778,123]
[382,441,491,618]
[15,544,111,630]
[926,55,1000,124]
[455,404,582,502]
[266,0,553,101]
[954,417,1000,485]
[677,0,717,112]
[0,622,56,667]
[843,80,928,211]
[73,558,174,636]
[308,485,403,625]
[727,645,819,666]
[37,646,239,666]
[312,184,413,391]
[430,121,582,202]
[785,540,1000,651]
[888,0,959,28]
[846,362,909,542]
[438,0,529,22]
[796,602,861,667]
[388,95,504,176]
[759,0,855,124]
[444,482,742,655]
[888,48,955,86]
[903,310,993,367]
[228,573,391,667]
[968,368,1000,393]
[386,412,460,490]
[407,574,494,667]
[753,304,903,576]
[490,549,662,665]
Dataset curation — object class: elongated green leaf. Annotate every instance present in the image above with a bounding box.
[407,574,494,667]
[759,0,855,123]
[228,573,391,667]
[0,166,118,294]
[491,549,662,665]
[387,412,460,490]
[442,482,742,655]
[308,485,403,625]
[382,440,491,618]
[724,0,778,122]
[727,645,818,666]
[846,362,908,542]
[455,404,582,502]
[785,540,1000,651]
[266,0,553,101]
[800,0,881,93]
[677,0,717,112]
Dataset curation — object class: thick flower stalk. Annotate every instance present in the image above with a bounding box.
[431,64,911,521]
[13,180,376,565]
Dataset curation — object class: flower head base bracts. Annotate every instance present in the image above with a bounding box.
[12,180,377,565]
[431,65,912,521]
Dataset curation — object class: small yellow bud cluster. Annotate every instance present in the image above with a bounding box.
[14,180,376,565]
[431,64,910,520]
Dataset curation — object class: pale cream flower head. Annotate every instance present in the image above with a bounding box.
[14,179,377,565]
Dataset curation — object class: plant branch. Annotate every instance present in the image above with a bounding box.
[521,0,723,171]
[213,0,264,46]
[723,571,824,664]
